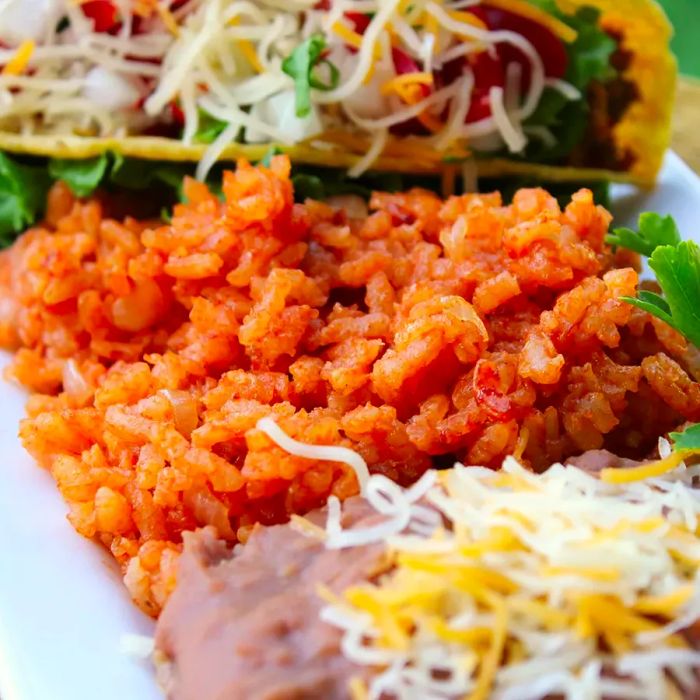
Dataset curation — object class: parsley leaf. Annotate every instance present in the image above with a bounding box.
[48,154,110,197]
[0,153,51,244]
[621,241,700,348]
[670,424,700,451]
[606,213,681,257]
[282,34,340,117]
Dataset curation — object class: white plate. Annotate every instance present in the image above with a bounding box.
[1,152,699,700]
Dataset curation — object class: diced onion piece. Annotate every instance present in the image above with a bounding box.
[247,89,322,144]
[62,359,91,398]
[0,0,60,44]
[160,389,199,437]
[83,66,143,112]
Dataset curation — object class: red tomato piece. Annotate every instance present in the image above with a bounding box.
[473,359,512,418]
[469,6,568,85]
[170,102,185,125]
[391,46,422,75]
[466,50,506,122]
[344,11,371,34]
[81,0,120,32]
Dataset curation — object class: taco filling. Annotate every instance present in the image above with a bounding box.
[0,0,674,181]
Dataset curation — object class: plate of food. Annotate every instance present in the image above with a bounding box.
[1,0,700,698]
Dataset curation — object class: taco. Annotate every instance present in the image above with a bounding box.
[0,0,675,186]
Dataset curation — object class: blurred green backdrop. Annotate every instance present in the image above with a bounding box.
[658,0,700,77]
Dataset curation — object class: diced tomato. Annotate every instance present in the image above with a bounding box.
[389,47,432,136]
[473,359,512,418]
[344,11,371,34]
[466,50,506,122]
[81,0,120,32]
[169,102,185,125]
[433,51,505,124]
[469,6,568,85]
[391,46,422,76]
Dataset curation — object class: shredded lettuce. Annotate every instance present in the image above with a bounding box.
[523,3,617,164]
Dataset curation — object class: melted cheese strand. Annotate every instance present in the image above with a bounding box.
[256,417,370,494]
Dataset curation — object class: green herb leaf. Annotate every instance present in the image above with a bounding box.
[643,241,700,348]
[0,153,51,244]
[194,111,229,144]
[282,34,339,117]
[670,424,700,451]
[620,293,675,329]
[621,239,700,349]
[606,213,681,257]
[48,154,110,197]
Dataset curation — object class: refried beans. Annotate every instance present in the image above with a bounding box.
[155,498,383,700]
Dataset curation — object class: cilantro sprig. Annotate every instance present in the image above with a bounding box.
[282,34,340,118]
[611,214,700,348]
[610,212,700,450]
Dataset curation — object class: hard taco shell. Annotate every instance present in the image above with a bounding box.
[0,0,675,186]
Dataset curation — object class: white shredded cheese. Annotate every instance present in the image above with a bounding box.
[255,416,370,494]
[316,437,700,700]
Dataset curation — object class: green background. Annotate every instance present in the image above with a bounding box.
[658,0,700,77]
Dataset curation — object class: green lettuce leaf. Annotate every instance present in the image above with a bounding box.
[0,154,51,244]
[522,3,617,164]
[48,154,110,197]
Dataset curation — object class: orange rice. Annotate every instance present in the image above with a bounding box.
[1,155,698,615]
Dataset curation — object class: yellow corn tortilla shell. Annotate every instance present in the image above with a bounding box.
[557,0,677,185]
[0,0,675,186]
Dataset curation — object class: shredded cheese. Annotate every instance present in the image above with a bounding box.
[483,0,578,43]
[2,40,35,77]
[155,2,181,36]
[255,416,370,493]
[237,39,264,74]
[311,444,700,700]
[600,450,697,484]
[380,71,434,96]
